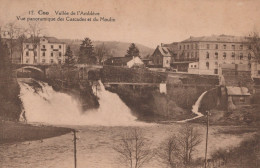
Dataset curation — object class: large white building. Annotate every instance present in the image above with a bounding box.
[163,35,259,77]
[22,36,66,65]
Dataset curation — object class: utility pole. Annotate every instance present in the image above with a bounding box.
[73,130,77,168]
[204,110,209,168]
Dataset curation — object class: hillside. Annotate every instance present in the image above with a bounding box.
[60,39,154,58]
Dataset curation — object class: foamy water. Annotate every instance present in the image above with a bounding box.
[177,91,207,123]
[18,79,145,126]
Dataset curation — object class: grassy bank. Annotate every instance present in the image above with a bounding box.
[0,121,73,144]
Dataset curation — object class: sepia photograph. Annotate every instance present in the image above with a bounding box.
[0,0,259,167]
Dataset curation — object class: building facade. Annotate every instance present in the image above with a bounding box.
[22,36,66,65]
[151,44,173,68]
[173,35,254,75]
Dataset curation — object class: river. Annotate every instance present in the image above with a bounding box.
[0,80,251,168]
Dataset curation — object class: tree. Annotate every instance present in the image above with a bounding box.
[0,37,11,78]
[26,22,43,64]
[113,129,153,168]
[94,43,111,64]
[125,43,140,57]
[65,46,75,66]
[158,124,202,167]
[247,31,260,63]
[78,37,96,64]
[157,135,180,168]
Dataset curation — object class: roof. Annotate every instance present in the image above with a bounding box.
[181,35,249,43]
[153,45,172,57]
[226,86,251,96]
[104,57,133,65]
[24,36,64,44]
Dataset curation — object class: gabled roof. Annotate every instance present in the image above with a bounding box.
[181,35,249,43]
[226,86,251,96]
[153,45,172,57]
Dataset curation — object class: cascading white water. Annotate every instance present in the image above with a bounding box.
[18,79,143,126]
[177,91,207,123]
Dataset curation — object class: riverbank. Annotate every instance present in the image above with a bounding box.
[0,121,73,144]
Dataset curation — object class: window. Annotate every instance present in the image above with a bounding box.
[58,59,62,64]
[50,59,54,64]
[223,52,226,59]
[191,44,193,49]
[215,52,218,59]
[51,45,53,49]
[194,65,197,68]
[215,44,218,49]
[248,63,251,69]
[214,69,218,74]
[258,70,260,75]
[51,52,53,57]
[42,59,45,63]
[206,52,209,59]
[191,52,194,58]
[191,65,193,68]
[215,62,218,66]
[59,45,61,49]
[42,52,45,56]
[59,52,62,57]
[26,44,29,48]
[180,45,181,50]
[206,62,209,69]
[42,45,45,49]
[240,53,243,60]
[187,45,189,50]
[248,53,251,60]
[26,51,29,56]
[196,44,198,49]
[26,59,29,63]
[232,45,235,50]
[207,44,210,49]
[239,97,245,103]
[223,44,226,49]
[187,52,190,58]
[34,52,37,56]
[240,45,243,50]
[184,45,185,50]
[232,52,235,59]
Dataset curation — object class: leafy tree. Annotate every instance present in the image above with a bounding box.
[125,43,140,57]
[65,46,75,66]
[247,31,260,63]
[78,37,96,64]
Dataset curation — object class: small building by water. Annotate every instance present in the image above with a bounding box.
[226,86,251,106]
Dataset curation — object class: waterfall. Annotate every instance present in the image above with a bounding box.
[177,91,207,123]
[18,79,143,126]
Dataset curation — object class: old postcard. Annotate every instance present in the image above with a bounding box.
[0,0,259,167]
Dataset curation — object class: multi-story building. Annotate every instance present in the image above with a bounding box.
[22,36,66,64]
[171,35,255,75]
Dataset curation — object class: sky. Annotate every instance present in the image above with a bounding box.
[0,0,260,48]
